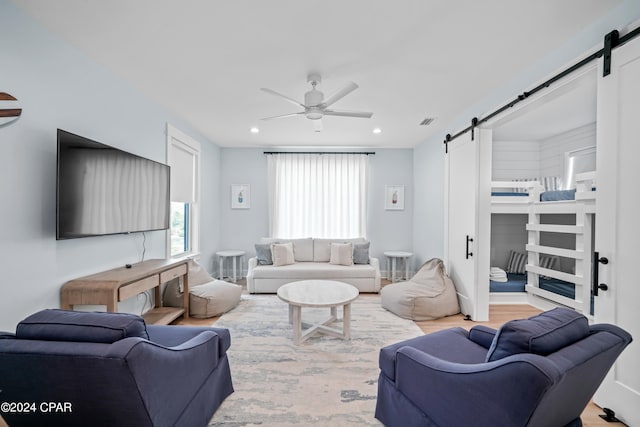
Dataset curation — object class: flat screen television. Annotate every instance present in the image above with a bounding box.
[56,129,170,240]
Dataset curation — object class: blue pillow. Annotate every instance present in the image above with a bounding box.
[486,307,589,362]
[353,242,370,264]
[16,309,149,344]
[255,243,274,265]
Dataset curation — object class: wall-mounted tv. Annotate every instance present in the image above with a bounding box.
[56,129,170,240]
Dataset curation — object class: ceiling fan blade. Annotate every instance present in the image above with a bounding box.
[323,109,373,119]
[321,82,359,108]
[313,119,323,132]
[260,88,305,108]
[260,112,305,120]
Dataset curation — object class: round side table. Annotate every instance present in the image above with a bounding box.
[383,251,413,283]
[216,250,245,283]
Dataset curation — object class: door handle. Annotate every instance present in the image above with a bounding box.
[593,251,609,296]
[466,235,474,259]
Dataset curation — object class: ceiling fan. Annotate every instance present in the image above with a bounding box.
[260,73,373,132]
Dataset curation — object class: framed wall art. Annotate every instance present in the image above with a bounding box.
[231,184,250,209]
[385,185,404,210]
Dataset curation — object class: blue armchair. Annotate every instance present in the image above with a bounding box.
[0,309,233,427]
[375,308,632,427]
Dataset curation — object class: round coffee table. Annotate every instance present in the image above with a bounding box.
[277,280,359,345]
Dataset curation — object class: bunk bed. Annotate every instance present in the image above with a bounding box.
[489,172,596,315]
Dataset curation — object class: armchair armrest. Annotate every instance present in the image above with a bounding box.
[146,325,231,356]
[395,346,562,427]
[121,329,225,426]
[468,325,497,349]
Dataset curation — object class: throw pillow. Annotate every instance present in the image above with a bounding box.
[485,307,589,362]
[353,241,370,264]
[255,243,274,265]
[506,250,527,274]
[271,242,295,266]
[539,254,559,270]
[330,242,353,266]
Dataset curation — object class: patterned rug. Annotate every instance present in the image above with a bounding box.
[208,294,423,426]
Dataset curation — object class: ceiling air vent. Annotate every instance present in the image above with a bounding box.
[419,117,436,126]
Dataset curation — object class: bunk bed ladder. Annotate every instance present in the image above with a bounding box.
[524,173,596,316]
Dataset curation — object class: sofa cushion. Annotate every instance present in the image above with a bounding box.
[261,237,313,262]
[272,242,295,266]
[16,309,149,343]
[291,238,314,261]
[251,262,377,279]
[255,243,274,265]
[313,238,367,262]
[353,242,370,264]
[330,242,354,266]
[486,307,590,362]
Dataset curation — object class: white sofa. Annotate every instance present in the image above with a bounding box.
[247,237,381,294]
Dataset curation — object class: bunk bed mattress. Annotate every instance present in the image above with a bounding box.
[540,189,577,201]
[491,190,578,201]
[490,273,575,298]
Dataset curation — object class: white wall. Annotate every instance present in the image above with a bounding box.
[492,123,595,183]
[218,148,414,276]
[0,2,221,331]
[411,138,445,270]
[491,140,540,180]
[539,123,596,179]
[490,214,528,269]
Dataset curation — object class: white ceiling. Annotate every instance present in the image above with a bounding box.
[13,0,620,148]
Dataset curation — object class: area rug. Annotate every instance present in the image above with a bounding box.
[208,294,423,426]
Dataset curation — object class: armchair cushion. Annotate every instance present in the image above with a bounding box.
[486,307,589,362]
[16,309,149,343]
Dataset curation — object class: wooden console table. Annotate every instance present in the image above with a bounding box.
[61,258,189,325]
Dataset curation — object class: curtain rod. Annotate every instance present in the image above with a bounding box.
[263,151,375,155]
[443,24,640,150]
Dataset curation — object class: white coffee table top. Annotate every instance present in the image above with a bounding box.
[277,280,359,308]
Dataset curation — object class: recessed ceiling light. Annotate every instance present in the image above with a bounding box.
[373,128,382,134]
[250,127,259,134]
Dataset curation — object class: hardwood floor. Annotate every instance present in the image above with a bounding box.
[174,278,615,426]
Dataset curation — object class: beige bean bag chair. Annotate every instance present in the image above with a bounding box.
[162,260,242,318]
[381,258,460,321]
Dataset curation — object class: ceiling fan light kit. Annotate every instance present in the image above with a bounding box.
[260,73,373,131]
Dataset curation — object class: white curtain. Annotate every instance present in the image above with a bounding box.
[267,153,368,238]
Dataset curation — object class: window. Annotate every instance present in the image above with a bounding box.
[266,153,368,238]
[564,146,596,190]
[167,124,200,257]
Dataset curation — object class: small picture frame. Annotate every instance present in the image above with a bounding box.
[231,184,250,209]
[385,185,405,210]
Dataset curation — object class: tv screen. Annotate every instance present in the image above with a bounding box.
[56,129,170,240]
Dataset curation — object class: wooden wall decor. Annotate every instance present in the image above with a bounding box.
[0,92,22,126]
